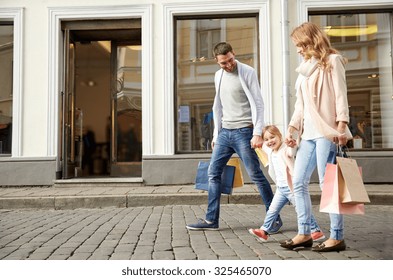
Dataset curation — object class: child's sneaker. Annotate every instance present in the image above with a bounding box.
[311,230,325,241]
[248,228,269,242]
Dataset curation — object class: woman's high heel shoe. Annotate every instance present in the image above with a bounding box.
[280,238,313,250]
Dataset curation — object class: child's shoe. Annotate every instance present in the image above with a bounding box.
[248,228,269,242]
[311,230,326,241]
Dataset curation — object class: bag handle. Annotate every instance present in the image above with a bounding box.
[337,145,349,158]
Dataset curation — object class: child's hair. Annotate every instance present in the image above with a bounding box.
[262,125,282,140]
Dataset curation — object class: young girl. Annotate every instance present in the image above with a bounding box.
[248,125,324,242]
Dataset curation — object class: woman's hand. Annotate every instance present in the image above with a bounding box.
[285,126,298,148]
[335,121,348,146]
[337,133,348,146]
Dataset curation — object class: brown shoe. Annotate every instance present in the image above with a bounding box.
[279,239,291,245]
[280,238,313,250]
[312,240,346,252]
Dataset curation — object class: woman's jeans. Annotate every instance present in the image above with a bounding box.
[261,185,321,234]
[292,137,344,240]
[206,128,274,224]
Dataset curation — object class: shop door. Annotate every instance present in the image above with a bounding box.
[61,29,82,179]
[60,19,142,179]
[110,42,142,177]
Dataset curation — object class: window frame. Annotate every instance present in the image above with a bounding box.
[48,5,153,162]
[163,1,272,155]
[0,8,23,157]
[174,14,260,154]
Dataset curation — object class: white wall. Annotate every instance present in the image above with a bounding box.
[1,0,285,157]
[7,0,390,158]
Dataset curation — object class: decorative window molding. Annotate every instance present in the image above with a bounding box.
[0,8,23,157]
[298,0,393,23]
[47,5,153,161]
[163,1,272,154]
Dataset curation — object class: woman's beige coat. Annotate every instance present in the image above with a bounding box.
[289,54,353,143]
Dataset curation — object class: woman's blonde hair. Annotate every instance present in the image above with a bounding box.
[291,22,343,70]
[262,125,282,140]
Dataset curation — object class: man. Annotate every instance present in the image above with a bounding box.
[186,42,282,231]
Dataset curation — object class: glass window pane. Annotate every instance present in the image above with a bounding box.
[116,45,142,163]
[0,23,13,155]
[175,16,258,153]
[310,13,393,149]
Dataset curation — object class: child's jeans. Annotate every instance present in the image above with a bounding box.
[261,185,321,234]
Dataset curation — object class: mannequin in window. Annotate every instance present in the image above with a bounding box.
[353,120,371,148]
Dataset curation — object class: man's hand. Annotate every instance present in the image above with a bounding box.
[250,135,263,149]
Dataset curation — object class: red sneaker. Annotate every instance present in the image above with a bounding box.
[248,228,269,242]
[311,230,326,241]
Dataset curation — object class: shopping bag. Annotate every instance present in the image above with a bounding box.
[195,161,235,194]
[336,156,370,204]
[227,157,244,188]
[255,148,268,167]
[319,163,365,215]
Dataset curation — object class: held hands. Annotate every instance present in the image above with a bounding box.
[250,135,263,149]
[285,127,298,148]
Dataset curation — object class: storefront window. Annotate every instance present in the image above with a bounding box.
[175,16,259,153]
[310,13,393,149]
[0,22,13,155]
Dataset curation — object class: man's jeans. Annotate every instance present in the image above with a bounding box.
[292,137,344,240]
[206,128,274,224]
[261,185,321,234]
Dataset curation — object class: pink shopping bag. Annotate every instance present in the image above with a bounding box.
[320,163,365,215]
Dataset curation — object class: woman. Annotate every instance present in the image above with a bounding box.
[280,22,352,252]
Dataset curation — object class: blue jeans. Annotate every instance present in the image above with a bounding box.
[206,128,274,224]
[261,185,321,234]
[292,137,344,240]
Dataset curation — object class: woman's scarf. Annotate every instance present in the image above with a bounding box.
[294,56,353,141]
[296,57,318,77]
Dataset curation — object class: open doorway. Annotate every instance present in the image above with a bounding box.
[61,19,142,179]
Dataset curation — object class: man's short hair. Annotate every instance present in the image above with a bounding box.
[213,42,233,57]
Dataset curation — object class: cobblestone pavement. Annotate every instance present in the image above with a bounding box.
[0,204,391,260]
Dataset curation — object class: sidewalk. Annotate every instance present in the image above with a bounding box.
[0,182,391,210]
[0,183,392,261]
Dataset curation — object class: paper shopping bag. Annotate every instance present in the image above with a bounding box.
[255,148,268,167]
[227,157,244,188]
[319,163,365,215]
[195,161,235,194]
[336,157,370,204]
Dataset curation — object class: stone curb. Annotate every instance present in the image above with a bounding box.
[0,192,390,210]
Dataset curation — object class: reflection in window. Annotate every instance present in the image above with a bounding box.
[175,16,259,153]
[116,46,142,163]
[310,13,393,149]
[0,23,13,155]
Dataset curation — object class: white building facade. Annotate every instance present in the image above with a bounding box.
[1,0,392,186]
